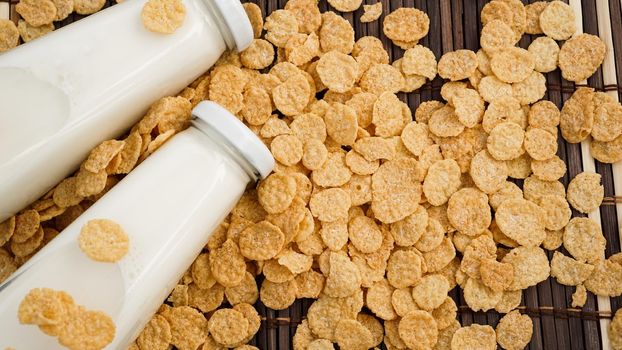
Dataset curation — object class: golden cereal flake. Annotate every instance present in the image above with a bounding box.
[0,19,18,52]
[310,188,351,222]
[17,19,53,43]
[78,219,129,263]
[325,102,358,145]
[469,150,508,194]
[486,122,525,161]
[451,88,484,128]
[501,246,550,291]
[480,20,516,56]
[359,63,405,95]
[238,221,284,261]
[264,9,298,47]
[539,0,576,40]
[412,274,449,311]
[550,251,594,286]
[536,194,571,231]
[464,277,503,312]
[584,259,622,297]
[271,135,303,166]
[558,34,606,83]
[496,198,545,247]
[75,169,107,197]
[303,139,329,171]
[423,159,461,206]
[401,122,433,157]
[272,73,311,116]
[324,252,361,298]
[242,2,263,38]
[428,105,465,138]
[372,92,410,137]
[390,206,428,247]
[563,217,606,264]
[480,1,512,27]
[447,187,491,236]
[478,76,514,104]
[366,279,397,321]
[12,209,40,244]
[398,311,438,350]
[524,1,547,34]
[327,0,361,13]
[15,0,56,26]
[528,36,559,73]
[137,314,172,350]
[450,324,496,350]
[207,308,248,347]
[357,314,384,347]
[348,215,382,253]
[57,306,115,350]
[609,308,622,349]
[360,2,382,22]
[316,51,358,93]
[257,173,297,214]
[319,11,354,54]
[209,239,246,287]
[383,8,429,43]
[593,101,622,142]
[415,100,445,124]
[18,288,73,328]
[495,290,522,314]
[141,0,186,34]
[74,0,105,15]
[438,50,478,81]
[402,45,437,80]
[524,128,557,161]
[386,249,423,289]
[566,171,604,214]
[542,229,564,251]
[571,284,587,308]
[391,288,418,317]
[523,176,565,202]
[495,310,533,350]
[308,296,358,340]
[480,258,514,292]
[371,158,423,224]
[512,71,546,106]
[334,319,374,350]
[284,0,321,34]
[531,155,566,181]
[295,270,325,299]
[591,134,622,164]
[240,39,275,70]
[490,47,535,84]
[285,32,320,66]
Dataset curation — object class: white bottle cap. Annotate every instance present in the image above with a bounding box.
[210,0,254,52]
[192,101,274,180]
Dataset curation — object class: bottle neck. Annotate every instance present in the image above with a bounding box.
[191,117,262,182]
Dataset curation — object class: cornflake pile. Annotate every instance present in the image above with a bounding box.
[1,0,622,350]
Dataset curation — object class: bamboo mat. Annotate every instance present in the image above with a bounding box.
[2,0,622,349]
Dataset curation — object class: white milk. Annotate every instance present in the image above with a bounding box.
[0,0,253,222]
[0,101,274,349]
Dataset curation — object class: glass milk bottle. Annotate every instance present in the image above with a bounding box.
[0,0,253,222]
[0,101,274,349]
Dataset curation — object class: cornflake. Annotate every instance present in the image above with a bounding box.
[447,187,491,236]
[78,219,129,263]
[141,0,186,34]
[15,0,56,26]
[334,319,373,350]
[383,8,429,43]
[559,34,606,83]
[398,310,438,349]
[550,251,594,286]
[327,0,361,13]
[371,158,422,224]
[451,324,496,350]
[566,171,604,214]
[528,36,559,73]
[438,50,477,81]
[490,47,534,84]
[563,217,606,264]
[486,122,525,161]
[74,0,105,15]
[137,315,172,350]
[0,20,19,52]
[360,3,382,23]
[539,0,575,40]
[495,310,533,350]
[208,308,248,347]
[58,306,116,350]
